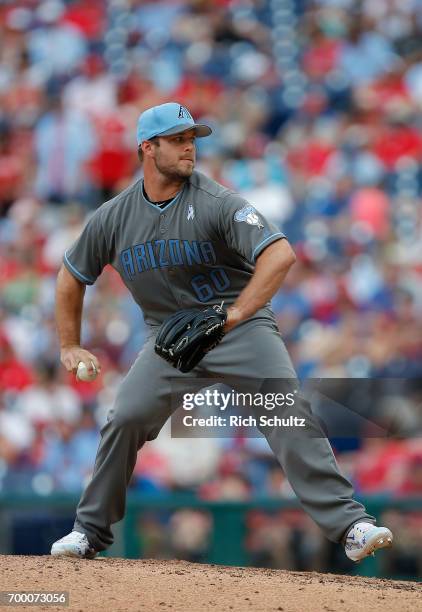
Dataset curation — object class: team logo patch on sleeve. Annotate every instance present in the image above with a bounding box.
[234,205,264,229]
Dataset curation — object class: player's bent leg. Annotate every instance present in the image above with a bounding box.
[51,337,193,557]
[202,321,393,559]
[256,385,375,543]
[72,407,154,552]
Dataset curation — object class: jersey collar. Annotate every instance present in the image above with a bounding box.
[141,179,186,212]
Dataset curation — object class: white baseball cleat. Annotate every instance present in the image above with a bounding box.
[345,522,393,562]
[51,531,98,559]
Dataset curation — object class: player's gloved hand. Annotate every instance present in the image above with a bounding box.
[154,304,227,373]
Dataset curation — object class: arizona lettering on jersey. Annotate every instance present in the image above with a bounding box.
[120,239,217,280]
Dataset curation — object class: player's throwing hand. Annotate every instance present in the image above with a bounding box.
[60,345,101,376]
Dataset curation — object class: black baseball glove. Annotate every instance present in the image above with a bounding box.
[154,304,227,373]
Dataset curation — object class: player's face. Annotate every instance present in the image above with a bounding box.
[152,129,196,179]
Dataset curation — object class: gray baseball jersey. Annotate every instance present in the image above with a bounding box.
[64,170,286,326]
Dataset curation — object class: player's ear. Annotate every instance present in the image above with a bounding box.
[141,138,158,160]
[140,141,151,161]
[137,145,143,163]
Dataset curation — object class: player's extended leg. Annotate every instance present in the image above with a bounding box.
[52,336,196,557]
[201,321,393,560]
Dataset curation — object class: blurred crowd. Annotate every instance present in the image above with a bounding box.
[0,0,422,570]
[134,505,422,577]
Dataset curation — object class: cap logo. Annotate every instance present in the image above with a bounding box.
[178,105,192,120]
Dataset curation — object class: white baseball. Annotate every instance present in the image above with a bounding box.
[76,361,98,382]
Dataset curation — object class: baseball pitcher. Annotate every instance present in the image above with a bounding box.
[51,103,393,563]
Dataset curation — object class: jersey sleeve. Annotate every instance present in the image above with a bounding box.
[218,193,286,263]
[63,212,110,285]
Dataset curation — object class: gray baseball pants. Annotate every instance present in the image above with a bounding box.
[74,320,374,551]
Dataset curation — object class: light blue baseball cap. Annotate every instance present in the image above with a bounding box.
[136,102,212,145]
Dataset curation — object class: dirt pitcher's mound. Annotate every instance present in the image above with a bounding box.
[0,556,420,612]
